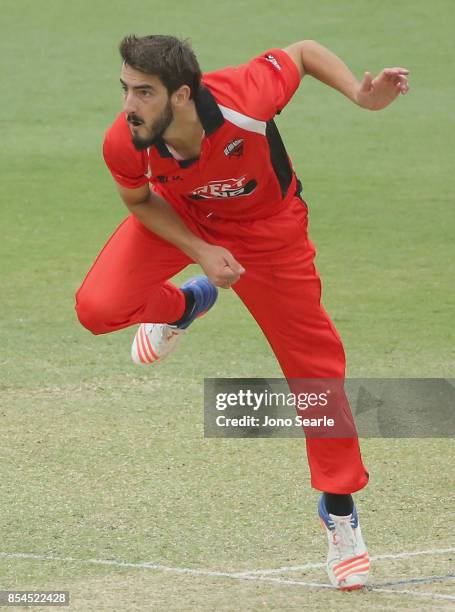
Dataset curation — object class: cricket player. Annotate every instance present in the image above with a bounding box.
[75,35,409,589]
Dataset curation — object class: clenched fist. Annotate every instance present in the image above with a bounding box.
[195,244,245,288]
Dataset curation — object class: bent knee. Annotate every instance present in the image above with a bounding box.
[75,290,112,335]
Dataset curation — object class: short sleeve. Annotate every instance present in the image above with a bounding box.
[102,114,149,189]
[203,48,301,121]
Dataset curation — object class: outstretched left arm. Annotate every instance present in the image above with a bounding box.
[284,40,410,111]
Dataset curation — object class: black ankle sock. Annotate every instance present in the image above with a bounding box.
[323,493,354,516]
[169,289,195,327]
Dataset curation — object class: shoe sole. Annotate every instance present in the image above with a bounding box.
[339,584,365,591]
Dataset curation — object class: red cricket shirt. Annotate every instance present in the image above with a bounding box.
[103,48,302,221]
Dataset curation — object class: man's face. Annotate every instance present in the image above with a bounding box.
[120,64,173,150]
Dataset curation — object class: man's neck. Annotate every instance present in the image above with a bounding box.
[162,100,204,160]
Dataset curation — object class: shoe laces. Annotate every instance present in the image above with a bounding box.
[331,516,357,559]
[162,324,185,341]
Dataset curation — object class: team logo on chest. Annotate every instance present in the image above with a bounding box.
[189,175,257,200]
[224,138,244,158]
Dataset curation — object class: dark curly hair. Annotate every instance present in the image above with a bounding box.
[119,34,202,99]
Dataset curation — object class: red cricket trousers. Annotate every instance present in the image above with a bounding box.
[75,195,369,493]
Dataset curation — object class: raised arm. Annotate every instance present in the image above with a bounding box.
[283,40,409,110]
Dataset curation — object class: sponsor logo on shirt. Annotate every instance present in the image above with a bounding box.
[155,175,183,183]
[189,176,257,199]
[265,54,281,70]
[224,138,244,158]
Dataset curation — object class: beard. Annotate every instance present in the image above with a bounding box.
[128,100,173,151]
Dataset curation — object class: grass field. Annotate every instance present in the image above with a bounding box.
[1,0,454,609]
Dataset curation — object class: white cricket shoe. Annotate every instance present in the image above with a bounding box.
[318,495,370,590]
[131,275,218,365]
[131,323,185,365]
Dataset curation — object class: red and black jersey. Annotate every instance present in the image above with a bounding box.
[103,48,301,221]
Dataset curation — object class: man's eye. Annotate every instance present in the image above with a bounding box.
[139,90,151,97]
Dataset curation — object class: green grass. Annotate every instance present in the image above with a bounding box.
[1,0,454,609]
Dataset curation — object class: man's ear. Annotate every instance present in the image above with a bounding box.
[172,85,192,107]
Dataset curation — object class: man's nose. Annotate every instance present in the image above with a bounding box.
[123,91,137,114]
